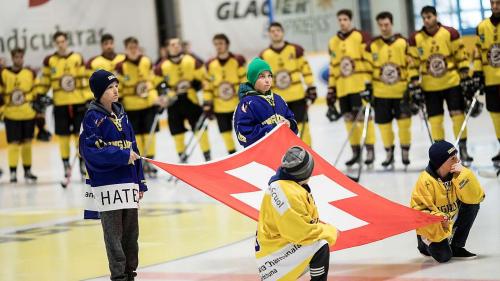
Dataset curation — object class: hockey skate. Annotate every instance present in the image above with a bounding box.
[24,169,38,183]
[143,161,158,179]
[345,145,361,168]
[10,171,17,183]
[458,140,473,167]
[203,151,211,162]
[401,145,411,171]
[381,146,395,170]
[364,144,375,168]
[492,150,500,169]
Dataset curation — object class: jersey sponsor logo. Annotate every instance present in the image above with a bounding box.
[176,80,191,93]
[135,81,149,98]
[10,89,25,106]
[427,54,447,77]
[340,57,355,77]
[380,63,400,85]
[60,75,76,92]
[218,82,235,100]
[267,182,290,215]
[487,43,500,67]
[275,71,292,89]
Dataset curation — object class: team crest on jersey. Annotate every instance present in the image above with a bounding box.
[380,63,400,85]
[487,44,500,67]
[176,80,191,93]
[60,75,76,92]
[275,71,292,90]
[427,54,447,77]
[340,57,355,77]
[218,82,235,100]
[135,81,149,98]
[10,89,25,106]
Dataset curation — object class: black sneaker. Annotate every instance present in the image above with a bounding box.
[452,247,477,259]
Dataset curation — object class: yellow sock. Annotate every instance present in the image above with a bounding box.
[429,115,444,141]
[298,122,312,146]
[345,121,361,145]
[397,118,412,146]
[221,131,236,153]
[21,142,32,167]
[378,122,394,148]
[451,114,466,140]
[362,119,376,145]
[135,135,145,155]
[59,135,71,160]
[143,134,156,157]
[8,144,20,169]
[490,112,500,139]
[173,133,186,154]
[199,130,210,153]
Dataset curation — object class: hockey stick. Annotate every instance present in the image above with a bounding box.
[333,105,366,167]
[299,106,309,140]
[418,103,434,145]
[182,113,208,157]
[60,153,80,188]
[454,91,479,147]
[348,103,371,182]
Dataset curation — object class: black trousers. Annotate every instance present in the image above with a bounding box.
[100,209,139,281]
[309,243,330,281]
[417,202,480,263]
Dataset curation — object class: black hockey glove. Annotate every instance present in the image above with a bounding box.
[360,83,373,104]
[326,104,342,122]
[202,101,214,120]
[305,86,317,104]
[408,83,424,106]
[32,94,53,114]
[472,71,485,95]
[460,77,475,101]
[326,87,337,107]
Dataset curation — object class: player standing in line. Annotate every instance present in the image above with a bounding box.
[473,0,500,169]
[38,31,88,179]
[203,33,246,155]
[327,9,376,167]
[0,48,39,183]
[408,6,474,165]
[86,34,125,82]
[154,38,212,162]
[366,12,413,169]
[259,22,316,146]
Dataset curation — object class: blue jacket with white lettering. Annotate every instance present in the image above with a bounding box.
[79,101,147,218]
[234,83,298,147]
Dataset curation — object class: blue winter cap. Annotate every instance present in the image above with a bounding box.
[89,69,119,101]
[428,140,457,169]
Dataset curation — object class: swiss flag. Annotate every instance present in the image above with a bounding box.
[147,125,441,251]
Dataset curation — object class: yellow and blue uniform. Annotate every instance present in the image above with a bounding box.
[260,42,314,145]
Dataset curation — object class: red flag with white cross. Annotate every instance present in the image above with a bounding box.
[147,124,441,251]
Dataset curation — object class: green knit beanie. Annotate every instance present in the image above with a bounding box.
[246,58,272,86]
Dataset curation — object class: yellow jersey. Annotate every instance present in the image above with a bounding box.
[115,55,158,111]
[410,167,484,243]
[366,34,411,99]
[408,24,469,91]
[259,42,314,102]
[0,67,38,120]
[39,52,87,106]
[328,29,372,97]
[154,54,206,106]
[203,53,246,113]
[473,17,500,86]
[85,53,126,101]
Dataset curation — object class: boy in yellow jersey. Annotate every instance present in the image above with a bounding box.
[367,12,413,169]
[115,37,160,177]
[328,9,376,167]
[408,6,473,165]
[203,34,245,155]
[259,22,316,146]
[410,141,484,262]
[0,48,38,183]
[154,38,211,162]
[86,34,125,78]
[473,0,500,169]
[39,31,88,178]
[256,146,338,280]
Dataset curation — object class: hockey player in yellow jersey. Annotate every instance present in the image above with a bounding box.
[408,6,474,166]
[115,37,160,177]
[473,0,500,169]
[86,34,125,78]
[256,146,338,281]
[367,12,413,169]
[410,141,484,262]
[203,33,245,155]
[154,38,211,162]
[260,22,316,146]
[39,31,88,179]
[328,9,376,167]
[0,48,38,183]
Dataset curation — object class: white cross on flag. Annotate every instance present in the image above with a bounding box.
[147,125,440,251]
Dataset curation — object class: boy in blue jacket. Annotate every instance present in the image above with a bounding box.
[80,69,147,281]
[234,58,298,147]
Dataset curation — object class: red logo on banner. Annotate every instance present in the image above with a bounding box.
[148,125,441,251]
[29,0,50,7]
